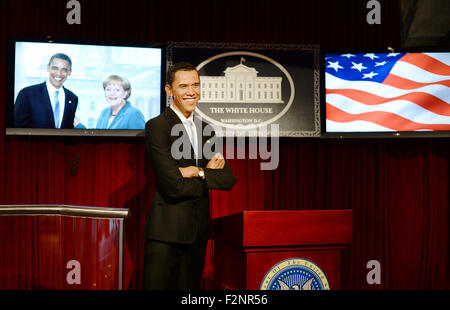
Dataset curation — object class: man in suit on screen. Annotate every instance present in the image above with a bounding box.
[143,62,236,290]
[14,53,78,129]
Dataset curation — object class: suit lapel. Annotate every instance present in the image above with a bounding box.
[41,82,56,128]
[61,87,75,128]
[163,106,183,128]
[195,113,218,166]
[164,107,196,166]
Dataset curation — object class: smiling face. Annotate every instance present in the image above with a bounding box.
[165,70,200,118]
[104,82,129,107]
[47,58,71,89]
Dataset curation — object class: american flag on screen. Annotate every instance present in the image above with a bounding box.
[325,52,450,132]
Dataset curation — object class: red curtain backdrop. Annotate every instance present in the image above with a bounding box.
[0,0,448,289]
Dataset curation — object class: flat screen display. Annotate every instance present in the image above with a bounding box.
[6,39,163,136]
[323,51,450,136]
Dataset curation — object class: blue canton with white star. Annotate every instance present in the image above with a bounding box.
[325,53,406,83]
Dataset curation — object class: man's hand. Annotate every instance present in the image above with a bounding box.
[178,166,199,178]
[178,153,225,178]
[207,153,225,169]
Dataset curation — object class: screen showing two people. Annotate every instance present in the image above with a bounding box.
[13,42,162,130]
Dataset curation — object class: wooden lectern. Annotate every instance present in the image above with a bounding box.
[212,210,353,290]
[0,205,129,290]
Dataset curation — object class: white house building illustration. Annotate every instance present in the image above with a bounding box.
[199,59,284,103]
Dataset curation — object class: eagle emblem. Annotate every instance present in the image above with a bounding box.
[277,278,314,290]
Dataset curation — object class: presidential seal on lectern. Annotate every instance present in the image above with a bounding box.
[260,258,330,290]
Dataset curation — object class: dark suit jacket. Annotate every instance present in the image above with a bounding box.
[14,82,78,128]
[144,107,236,244]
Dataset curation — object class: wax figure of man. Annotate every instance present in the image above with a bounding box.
[14,53,78,128]
[143,62,236,290]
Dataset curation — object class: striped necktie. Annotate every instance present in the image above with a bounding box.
[54,90,60,128]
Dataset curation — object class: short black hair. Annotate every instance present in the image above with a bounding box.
[166,62,198,86]
[48,53,72,70]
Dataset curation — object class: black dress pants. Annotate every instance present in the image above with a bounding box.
[143,237,207,290]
